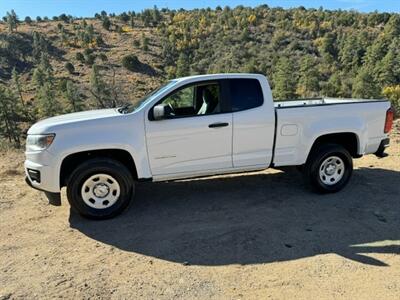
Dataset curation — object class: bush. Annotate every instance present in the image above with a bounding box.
[98,53,108,62]
[102,17,111,31]
[24,16,32,24]
[75,52,85,63]
[85,53,96,66]
[65,62,75,74]
[133,40,140,48]
[121,54,140,72]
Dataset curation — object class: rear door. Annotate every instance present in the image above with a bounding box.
[145,80,233,176]
[226,78,275,167]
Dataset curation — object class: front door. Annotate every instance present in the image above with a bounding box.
[145,81,233,176]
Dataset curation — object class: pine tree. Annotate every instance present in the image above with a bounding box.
[130,15,135,29]
[297,56,320,97]
[6,10,18,33]
[11,68,33,122]
[0,85,21,147]
[352,67,381,99]
[89,65,111,108]
[102,16,111,31]
[31,53,62,118]
[273,57,297,100]
[36,82,61,118]
[176,52,190,77]
[376,38,400,86]
[63,80,84,112]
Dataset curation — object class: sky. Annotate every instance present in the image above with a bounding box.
[0,0,399,18]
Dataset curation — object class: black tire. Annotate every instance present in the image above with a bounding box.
[304,144,353,193]
[66,158,134,220]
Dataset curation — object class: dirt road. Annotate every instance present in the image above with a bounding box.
[1,122,399,299]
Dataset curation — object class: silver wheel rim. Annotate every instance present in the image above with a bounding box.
[319,156,345,186]
[81,174,120,209]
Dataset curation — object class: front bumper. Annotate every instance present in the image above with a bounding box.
[25,176,61,206]
[24,149,60,193]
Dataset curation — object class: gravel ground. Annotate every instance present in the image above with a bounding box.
[0,121,399,299]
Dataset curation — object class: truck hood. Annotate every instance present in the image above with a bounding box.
[28,108,121,134]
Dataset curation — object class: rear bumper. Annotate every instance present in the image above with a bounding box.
[374,138,390,158]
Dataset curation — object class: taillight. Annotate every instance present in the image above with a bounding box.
[384,107,394,134]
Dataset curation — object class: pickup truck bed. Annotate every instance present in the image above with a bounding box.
[274,97,385,108]
[273,97,391,167]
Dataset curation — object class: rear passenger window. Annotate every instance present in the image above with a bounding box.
[229,79,264,111]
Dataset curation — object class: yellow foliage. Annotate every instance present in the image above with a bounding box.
[199,16,207,28]
[383,85,400,115]
[313,37,324,48]
[383,85,400,99]
[172,13,188,23]
[121,26,132,33]
[248,15,257,25]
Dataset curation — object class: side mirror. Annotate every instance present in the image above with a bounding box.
[153,104,174,120]
[153,104,166,120]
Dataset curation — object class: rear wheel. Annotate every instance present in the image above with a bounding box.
[304,144,353,193]
[66,158,134,219]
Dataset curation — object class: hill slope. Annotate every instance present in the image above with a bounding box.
[0,6,400,146]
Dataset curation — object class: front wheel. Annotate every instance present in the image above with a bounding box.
[304,144,353,193]
[66,158,134,219]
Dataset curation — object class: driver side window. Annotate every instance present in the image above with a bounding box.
[160,82,221,117]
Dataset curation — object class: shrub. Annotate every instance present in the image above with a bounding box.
[102,17,111,31]
[65,62,75,74]
[75,52,85,63]
[24,16,32,24]
[133,40,140,48]
[98,53,108,62]
[121,54,140,72]
[85,53,96,66]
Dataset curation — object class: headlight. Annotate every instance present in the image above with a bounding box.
[26,134,55,151]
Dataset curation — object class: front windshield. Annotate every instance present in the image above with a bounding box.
[120,80,177,114]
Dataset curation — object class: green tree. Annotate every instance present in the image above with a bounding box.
[176,52,190,77]
[102,16,111,31]
[90,65,112,108]
[6,10,18,32]
[130,15,135,28]
[122,54,141,72]
[31,53,62,118]
[0,85,21,147]
[11,68,32,122]
[273,57,297,99]
[36,82,61,118]
[297,56,320,97]
[352,67,381,99]
[24,16,32,24]
[65,62,75,74]
[376,38,400,86]
[142,33,149,51]
[63,80,84,112]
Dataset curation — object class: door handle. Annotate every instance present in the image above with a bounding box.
[208,122,229,128]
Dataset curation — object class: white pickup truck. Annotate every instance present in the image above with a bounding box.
[25,74,394,219]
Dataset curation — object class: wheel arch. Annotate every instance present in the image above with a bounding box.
[59,148,138,188]
[306,132,360,163]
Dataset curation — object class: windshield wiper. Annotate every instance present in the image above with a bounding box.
[118,104,131,114]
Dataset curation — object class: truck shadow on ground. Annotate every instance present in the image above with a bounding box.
[69,167,400,267]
